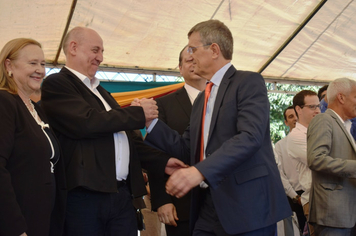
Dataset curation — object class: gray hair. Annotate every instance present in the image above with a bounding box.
[188,19,233,60]
[327,78,356,104]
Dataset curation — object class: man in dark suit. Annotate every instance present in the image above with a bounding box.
[150,46,206,236]
[307,78,356,235]
[144,19,291,236]
[41,26,185,236]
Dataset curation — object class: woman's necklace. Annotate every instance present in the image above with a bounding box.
[22,97,54,173]
[22,98,49,129]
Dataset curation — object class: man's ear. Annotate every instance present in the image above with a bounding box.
[284,120,288,126]
[68,41,78,56]
[295,106,302,117]
[179,64,183,76]
[337,93,345,104]
[210,43,220,59]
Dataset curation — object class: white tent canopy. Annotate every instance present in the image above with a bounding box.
[1,0,355,85]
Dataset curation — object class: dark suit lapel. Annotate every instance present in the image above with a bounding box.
[60,67,111,110]
[327,109,356,152]
[60,67,83,85]
[175,87,192,119]
[208,65,234,140]
[97,86,120,108]
[191,92,205,163]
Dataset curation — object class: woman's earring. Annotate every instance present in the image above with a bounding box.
[8,71,12,77]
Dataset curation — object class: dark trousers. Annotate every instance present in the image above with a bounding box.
[165,219,190,236]
[193,189,276,236]
[287,190,306,233]
[64,185,137,236]
[313,224,353,236]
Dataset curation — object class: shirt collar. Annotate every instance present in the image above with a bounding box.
[65,66,100,90]
[184,83,201,104]
[295,122,308,134]
[329,109,354,144]
[209,62,232,87]
[328,108,352,130]
[329,108,345,124]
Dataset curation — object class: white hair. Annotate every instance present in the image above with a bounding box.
[327,78,356,104]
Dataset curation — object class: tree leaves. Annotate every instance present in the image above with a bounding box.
[267,83,320,143]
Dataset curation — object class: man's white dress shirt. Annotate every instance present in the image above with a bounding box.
[287,122,310,206]
[66,66,130,181]
[275,135,303,199]
[184,83,201,105]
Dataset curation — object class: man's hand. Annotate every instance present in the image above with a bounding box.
[157,203,178,226]
[20,233,27,236]
[130,98,141,106]
[166,166,204,198]
[165,158,188,175]
[140,98,158,123]
[130,98,157,127]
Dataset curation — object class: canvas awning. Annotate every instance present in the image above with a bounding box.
[1,0,355,85]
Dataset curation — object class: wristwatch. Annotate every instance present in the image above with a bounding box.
[292,195,300,203]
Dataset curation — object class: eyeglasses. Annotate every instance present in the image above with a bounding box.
[187,44,212,54]
[300,104,321,110]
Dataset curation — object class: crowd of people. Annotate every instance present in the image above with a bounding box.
[275,81,356,236]
[0,19,355,236]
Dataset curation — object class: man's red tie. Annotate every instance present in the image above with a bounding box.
[200,82,214,161]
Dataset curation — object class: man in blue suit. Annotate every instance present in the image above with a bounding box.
[144,19,291,236]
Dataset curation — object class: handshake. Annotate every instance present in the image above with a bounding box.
[131,98,158,127]
[131,98,199,199]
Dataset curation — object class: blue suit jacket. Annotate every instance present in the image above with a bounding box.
[146,66,291,234]
[150,87,192,220]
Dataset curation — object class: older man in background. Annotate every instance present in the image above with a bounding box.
[307,78,356,236]
[149,45,206,236]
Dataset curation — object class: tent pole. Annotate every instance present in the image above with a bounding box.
[257,0,328,74]
[53,0,78,66]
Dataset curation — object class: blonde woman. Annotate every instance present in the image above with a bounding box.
[0,38,66,236]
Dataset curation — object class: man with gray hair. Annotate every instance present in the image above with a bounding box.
[307,78,356,235]
[144,19,291,236]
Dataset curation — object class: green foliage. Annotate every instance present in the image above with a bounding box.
[267,83,321,143]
